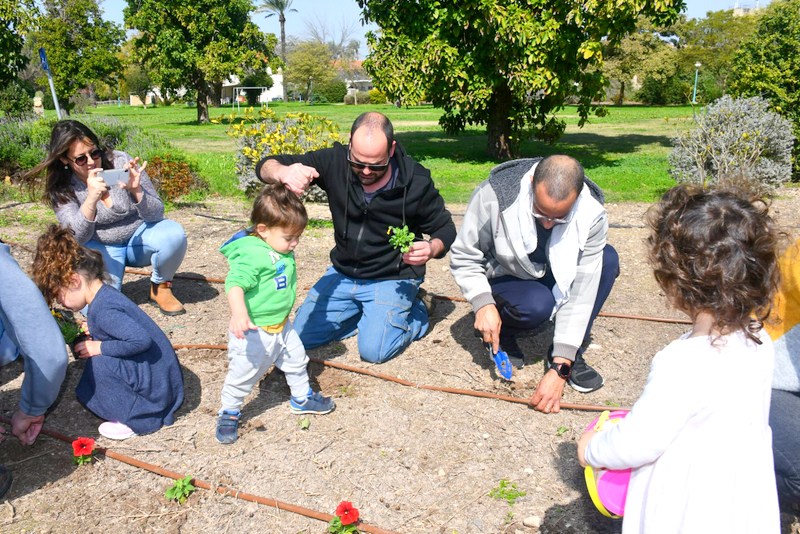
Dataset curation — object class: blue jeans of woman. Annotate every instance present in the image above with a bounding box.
[85,219,187,290]
[293,266,428,363]
[770,388,800,504]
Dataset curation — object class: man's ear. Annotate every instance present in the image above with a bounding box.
[389,140,396,158]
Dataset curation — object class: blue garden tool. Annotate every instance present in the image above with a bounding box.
[486,343,513,380]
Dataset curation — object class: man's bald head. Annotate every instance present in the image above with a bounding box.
[532,155,585,201]
[350,112,394,151]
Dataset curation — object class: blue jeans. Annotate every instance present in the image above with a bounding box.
[770,388,800,504]
[490,245,620,355]
[293,266,429,363]
[85,219,187,290]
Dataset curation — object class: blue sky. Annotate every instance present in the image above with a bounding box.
[100,0,770,59]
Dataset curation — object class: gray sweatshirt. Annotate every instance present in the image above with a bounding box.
[449,158,608,361]
[54,150,164,245]
[0,243,67,416]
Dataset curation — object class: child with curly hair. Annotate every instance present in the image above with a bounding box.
[32,225,184,440]
[577,185,781,532]
[216,183,334,445]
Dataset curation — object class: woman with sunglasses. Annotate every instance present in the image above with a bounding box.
[27,120,187,315]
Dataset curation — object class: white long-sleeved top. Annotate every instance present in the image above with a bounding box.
[585,330,779,534]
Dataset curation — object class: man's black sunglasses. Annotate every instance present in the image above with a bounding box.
[347,149,390,172]
[69,147,103,166]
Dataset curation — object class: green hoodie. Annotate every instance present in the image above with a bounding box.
[221,235,297,327]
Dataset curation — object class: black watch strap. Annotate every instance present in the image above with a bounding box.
[549,360,572,380]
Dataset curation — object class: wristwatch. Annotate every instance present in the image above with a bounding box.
[548,360,572,380]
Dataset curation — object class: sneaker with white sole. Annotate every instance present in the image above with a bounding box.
[290,390,335,415]
[98,421,137,440]
[566,354,604,393]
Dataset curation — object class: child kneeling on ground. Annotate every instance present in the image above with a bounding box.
[33,225,184,440]
[577,185,781,532]
[216,183,334,445]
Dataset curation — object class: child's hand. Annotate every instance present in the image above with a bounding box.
[229,313,257,339]
[577,428,597,468]
[74,339,101,358]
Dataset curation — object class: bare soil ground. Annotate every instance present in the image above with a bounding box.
[2,191,800,533]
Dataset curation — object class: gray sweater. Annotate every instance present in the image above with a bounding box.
[449,158,608,361]
[54,150,164,245]
[0,243,67,416]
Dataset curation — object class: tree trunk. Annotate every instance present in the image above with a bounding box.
[280,13,288,102]
[615,81,625,106]
[210,81,222,107]
[196,79,210,123]
[486,84,516,160]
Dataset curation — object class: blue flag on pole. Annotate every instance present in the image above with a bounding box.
[39,48,50,73]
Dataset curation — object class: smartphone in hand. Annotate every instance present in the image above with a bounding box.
[100,168,130,186]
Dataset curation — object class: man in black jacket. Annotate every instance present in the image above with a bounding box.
[256,112,456,363]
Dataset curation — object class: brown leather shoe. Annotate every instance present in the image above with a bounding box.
[149,281,186,316]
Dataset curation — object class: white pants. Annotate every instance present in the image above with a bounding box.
[220,320,310,413]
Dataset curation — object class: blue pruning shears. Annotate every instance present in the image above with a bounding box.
[486,343,513,380]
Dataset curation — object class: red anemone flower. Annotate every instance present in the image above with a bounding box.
[72,437,95,457]
[335,500,359,525]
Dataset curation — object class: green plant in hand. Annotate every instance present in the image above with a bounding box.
[388,225,415,253]
[165,475,196,504]
[51,308,85,344]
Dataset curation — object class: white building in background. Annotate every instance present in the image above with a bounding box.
[220,67,284,105]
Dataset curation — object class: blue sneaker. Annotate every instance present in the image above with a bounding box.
[215,410,240,444]
[290,390,335,415]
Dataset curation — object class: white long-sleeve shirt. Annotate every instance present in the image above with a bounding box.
[585,330,779,534]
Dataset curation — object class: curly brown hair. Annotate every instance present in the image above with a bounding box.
[32,224,105,304]
[647,184,780,342]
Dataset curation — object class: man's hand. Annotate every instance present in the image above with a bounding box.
[529,368,568,413]
[11,410,45,445]
[402,238,444,266]
[276,162,318,195]
[474,304,502,354]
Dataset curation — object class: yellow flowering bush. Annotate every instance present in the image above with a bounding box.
[227,107,340,196]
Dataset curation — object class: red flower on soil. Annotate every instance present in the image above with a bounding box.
[335,500,359,525]
[72,437,95,457]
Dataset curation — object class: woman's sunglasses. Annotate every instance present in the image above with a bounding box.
[68,148,103,166]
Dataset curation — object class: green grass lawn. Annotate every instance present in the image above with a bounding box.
[83,102,698,203]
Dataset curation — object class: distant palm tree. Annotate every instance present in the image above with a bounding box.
[255,0,297,101]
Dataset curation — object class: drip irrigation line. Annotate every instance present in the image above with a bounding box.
[0,415,398,534]
[126,264,692,326]
[124,267,226,285]
[173,344,628,413]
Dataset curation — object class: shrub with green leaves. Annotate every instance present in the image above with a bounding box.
[0,115,207,202]
[0,81,33,119]
[226,107,340,197]
[668,95,794,195]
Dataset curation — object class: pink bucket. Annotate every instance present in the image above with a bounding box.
[584,410,631,518]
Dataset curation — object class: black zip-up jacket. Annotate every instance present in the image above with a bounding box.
[256,141,456,280]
